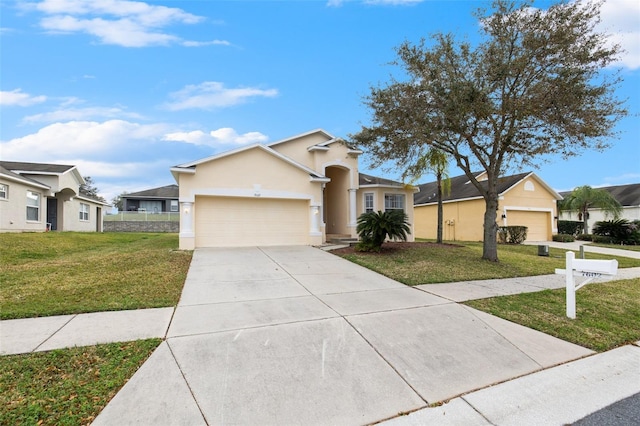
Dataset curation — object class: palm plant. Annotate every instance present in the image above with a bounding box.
[356,210,411,252]
[559,186,622,234]
[404,149,450,243]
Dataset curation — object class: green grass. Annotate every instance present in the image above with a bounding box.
[0,233,192,320]
[334,241,640,285]
[465,278,640,352]
[0,339,160,426]
[589,242,640,252]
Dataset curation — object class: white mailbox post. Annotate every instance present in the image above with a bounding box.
[555,251,618,319]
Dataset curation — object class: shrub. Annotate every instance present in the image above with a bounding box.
[356,210,411,252]
[592,219,639,245]
[557,220,584,236]
[497,226,528,244]
[553,234,575,242]
[577,233,593,241]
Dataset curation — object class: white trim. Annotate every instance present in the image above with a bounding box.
[267,129,335,147]
[0,173,51,190]
[181,188,317,204]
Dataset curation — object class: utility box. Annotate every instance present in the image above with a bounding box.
[538,245,549,257]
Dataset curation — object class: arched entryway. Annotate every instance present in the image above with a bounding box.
[324,166,350,237]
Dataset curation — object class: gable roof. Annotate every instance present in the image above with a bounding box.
[414,171,561,205]
[0,164,51,190]
[123,184,179,199]
[171,143,329,182]
[0,160,84,185]
[559,183,640,207]
[267,129,335,148]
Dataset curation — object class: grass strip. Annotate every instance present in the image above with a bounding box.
[335,241,640,286]
[465,278,640,352]
[0,339,161,426]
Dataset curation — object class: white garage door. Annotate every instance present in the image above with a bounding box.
[507,210,551,241]
[195,196,310,247]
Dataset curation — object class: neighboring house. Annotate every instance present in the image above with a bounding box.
[121,184,179,213]
[414,171,562,242]
[559,183,640,233]
[170,129,417,249]
[0,161,108,233]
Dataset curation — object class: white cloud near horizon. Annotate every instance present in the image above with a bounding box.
[163,127,268,146]
[23,106,145,123]
[0,119,169,161]
[25,0,230,48]
[163,82,278,111]
[0,89,47,106]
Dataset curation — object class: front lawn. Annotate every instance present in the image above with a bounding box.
[332,241,640,285]
[0,233,192,320]
[465,278,640,352]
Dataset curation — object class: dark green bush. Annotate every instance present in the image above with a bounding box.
[356,210,411,252]
[592,219,639,245]
[553,234,575,242]
[557,220,584,236]
[577,234,593,241]
[497,226,528,244]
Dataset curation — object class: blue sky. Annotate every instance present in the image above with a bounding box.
[1,0,638,205]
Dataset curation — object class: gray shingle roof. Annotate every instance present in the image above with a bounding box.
[559,183,640,207]
[123,184,179,199]
[414,172,532,205]
[0,161,75,174]
[359,173,405,187]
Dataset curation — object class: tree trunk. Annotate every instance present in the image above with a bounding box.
[482,193,499,262]
[436,173,443,244]
[582,208,589,234]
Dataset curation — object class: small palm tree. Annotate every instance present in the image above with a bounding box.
[356,210,411,252]
[404,148,450,243]
[559,186,622,234]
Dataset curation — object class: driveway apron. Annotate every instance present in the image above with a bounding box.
[93,246,593,425]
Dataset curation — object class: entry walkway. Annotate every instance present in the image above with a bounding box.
[1,245,639,425]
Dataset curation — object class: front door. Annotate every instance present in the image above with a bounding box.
[47,198,58,230]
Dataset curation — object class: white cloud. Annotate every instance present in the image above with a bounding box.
[182,39,231,47]
[23,106,144,123]
[0,119,168,161]
[599,0,640,70]
[0,89,47,106]
[163,82,278,111]
[163,127,268,146]
[25,0,230,48]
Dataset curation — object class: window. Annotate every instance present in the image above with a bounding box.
[364,193,374,213]
[0,184,7,200]
[79,203,90,221]
[384,194,405,212]
[26,191,40,221]
[170,200,179,212]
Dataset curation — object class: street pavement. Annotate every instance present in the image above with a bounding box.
[1,243,639,425]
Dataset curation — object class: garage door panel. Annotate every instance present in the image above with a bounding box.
[507,211,550,241]
[195,197,309,247]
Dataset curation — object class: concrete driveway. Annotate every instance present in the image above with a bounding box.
[94,246,593,425]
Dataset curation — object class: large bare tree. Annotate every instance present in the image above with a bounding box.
[351,0,626,261]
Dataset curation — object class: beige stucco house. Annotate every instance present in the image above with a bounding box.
[171,129,416,249]
[414,171,561,242]
[0,161,109,233]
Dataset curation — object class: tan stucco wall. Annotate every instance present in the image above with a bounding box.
[415,176,558,241]
[356,187,416,242]
[0,180,47,232]
[179,148,324,203]
[269,133,333,170]
[62,197,103,232]
[177,147,325,249]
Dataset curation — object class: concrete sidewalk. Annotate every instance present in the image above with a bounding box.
[1,244,639,425]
